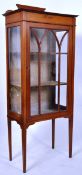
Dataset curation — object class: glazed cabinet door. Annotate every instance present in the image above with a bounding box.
[7,26,21,115]
[29,25,70,117]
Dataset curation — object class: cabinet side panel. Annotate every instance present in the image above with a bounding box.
[71,24,76,115]
[67,25,76,115]
[6,28,10,114]
[26,24,30,122]
[21,21,28,124]
[6,12,22,24]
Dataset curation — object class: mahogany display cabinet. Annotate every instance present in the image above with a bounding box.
[3,4,78,173]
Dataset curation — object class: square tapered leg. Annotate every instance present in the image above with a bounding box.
[69,117,73,158]
[22,128,27,173]
[52,119,55,149]
[8,118,12,161]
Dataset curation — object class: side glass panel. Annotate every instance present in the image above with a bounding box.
[30,30,38,115]
[8,26,21,114]
[30,28,68,116]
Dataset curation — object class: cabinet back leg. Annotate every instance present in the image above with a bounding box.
[69,117,73,158]
[22,128,27,173]
[7,118,12,161]
[52,119,55,149]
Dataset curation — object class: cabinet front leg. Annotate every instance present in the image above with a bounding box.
[8,118,12,161]
[52,119,55,149]
[69,117,73,158]
[22,128,27,173]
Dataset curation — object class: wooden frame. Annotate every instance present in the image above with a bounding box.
[3,4,77,173]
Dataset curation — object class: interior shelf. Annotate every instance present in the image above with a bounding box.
[31,81,67,88]
[10,81,67,88]
[10,84,21,89]
[30,52,68,55]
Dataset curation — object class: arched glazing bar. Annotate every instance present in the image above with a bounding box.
[50,30,68,111]
[31,28,49,114]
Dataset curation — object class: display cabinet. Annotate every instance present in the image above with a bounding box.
[3,4,78,173]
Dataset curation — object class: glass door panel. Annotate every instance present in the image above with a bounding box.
[30,27,68,116]
[60,85,67,110]
[30,89,38,115]
[60,55,67,83]
[40,30,58,113]
[56,31,68,52]
[8,26,21,114]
